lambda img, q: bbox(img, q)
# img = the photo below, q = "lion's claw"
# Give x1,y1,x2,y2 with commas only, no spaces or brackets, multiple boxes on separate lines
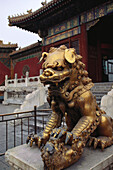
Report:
26,133,34,145
30,137,35,147
26,133,48,148
50,127,62,138
50,128,74,144
65,132,73,144
88,137,94,147
57,129,67,139
88,136,110,150
93,138,98,149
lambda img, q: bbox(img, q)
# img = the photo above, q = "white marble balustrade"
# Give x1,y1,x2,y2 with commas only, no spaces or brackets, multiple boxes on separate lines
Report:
1,72,47,106
5,72,40,88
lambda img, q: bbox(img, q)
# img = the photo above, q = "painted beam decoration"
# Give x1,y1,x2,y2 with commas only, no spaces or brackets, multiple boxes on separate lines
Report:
43,27,81,46
0,58,10,69
43,16,80,46
43,1,113,46
48,16,79,37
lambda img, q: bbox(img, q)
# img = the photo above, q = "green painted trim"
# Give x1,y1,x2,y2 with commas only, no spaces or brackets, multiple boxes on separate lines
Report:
0,58,10,68
16,51,41,62
43,1,113,46
17,54,35,62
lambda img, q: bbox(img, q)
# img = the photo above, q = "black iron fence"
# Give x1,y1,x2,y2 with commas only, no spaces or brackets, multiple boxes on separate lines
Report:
0,106,51,156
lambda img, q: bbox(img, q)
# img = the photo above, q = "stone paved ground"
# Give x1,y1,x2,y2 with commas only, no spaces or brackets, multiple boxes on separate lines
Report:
0,104,35,170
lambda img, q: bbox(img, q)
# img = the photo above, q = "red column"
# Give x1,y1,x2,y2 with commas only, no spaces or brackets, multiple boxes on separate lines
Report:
80,24,88,70
42,46,45,52
10,58,14,79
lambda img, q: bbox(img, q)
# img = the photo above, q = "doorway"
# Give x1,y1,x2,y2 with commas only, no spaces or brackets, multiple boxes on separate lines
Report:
88,14,113,82
102,56,113,82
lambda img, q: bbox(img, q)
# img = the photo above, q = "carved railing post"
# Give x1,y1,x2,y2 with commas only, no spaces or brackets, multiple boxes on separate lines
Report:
25,72,29,87
14,73,17,87
5,75,8,87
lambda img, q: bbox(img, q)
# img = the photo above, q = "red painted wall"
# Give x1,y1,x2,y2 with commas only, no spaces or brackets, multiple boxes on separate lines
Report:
14,57,42,78
0,61,10,85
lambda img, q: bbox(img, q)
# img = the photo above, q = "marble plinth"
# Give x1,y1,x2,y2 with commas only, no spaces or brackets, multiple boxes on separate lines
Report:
5,144,113,170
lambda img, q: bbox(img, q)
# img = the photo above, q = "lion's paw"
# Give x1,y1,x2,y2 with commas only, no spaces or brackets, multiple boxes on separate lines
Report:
88,136,113,150
50,127,73,144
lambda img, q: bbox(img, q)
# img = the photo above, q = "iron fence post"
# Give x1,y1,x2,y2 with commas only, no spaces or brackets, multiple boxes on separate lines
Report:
34,106,37,134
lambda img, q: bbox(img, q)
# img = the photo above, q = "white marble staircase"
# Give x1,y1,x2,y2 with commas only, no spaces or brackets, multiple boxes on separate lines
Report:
91,82,113,106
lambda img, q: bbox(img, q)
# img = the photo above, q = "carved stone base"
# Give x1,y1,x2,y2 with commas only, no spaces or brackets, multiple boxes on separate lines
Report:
5,144,113,170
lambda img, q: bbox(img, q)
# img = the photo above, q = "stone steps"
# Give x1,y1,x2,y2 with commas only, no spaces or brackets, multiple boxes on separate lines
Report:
91,82,113,106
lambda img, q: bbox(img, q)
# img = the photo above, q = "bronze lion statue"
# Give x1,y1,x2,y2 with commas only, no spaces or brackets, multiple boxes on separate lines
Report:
27,45,113,170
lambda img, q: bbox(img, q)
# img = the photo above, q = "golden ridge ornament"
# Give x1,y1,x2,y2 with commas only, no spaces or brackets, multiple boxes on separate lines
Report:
27,45,113,170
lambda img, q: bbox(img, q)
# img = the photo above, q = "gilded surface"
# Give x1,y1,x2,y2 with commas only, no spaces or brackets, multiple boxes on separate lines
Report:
27,45,113,170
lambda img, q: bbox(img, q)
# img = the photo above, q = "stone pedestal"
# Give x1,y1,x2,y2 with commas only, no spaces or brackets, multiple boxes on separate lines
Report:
5,144,113,170
5,144,44,170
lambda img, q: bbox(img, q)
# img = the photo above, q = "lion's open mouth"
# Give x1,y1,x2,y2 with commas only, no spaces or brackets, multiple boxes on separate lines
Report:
40,68,70,85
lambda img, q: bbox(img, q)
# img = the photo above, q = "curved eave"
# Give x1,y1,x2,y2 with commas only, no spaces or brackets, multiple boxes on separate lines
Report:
8,0,72,33
10,42,42,58
8,0,109,34
0,45,18,49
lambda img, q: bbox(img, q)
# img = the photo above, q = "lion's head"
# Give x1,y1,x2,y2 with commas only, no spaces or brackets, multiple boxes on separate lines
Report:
40,45,92,90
